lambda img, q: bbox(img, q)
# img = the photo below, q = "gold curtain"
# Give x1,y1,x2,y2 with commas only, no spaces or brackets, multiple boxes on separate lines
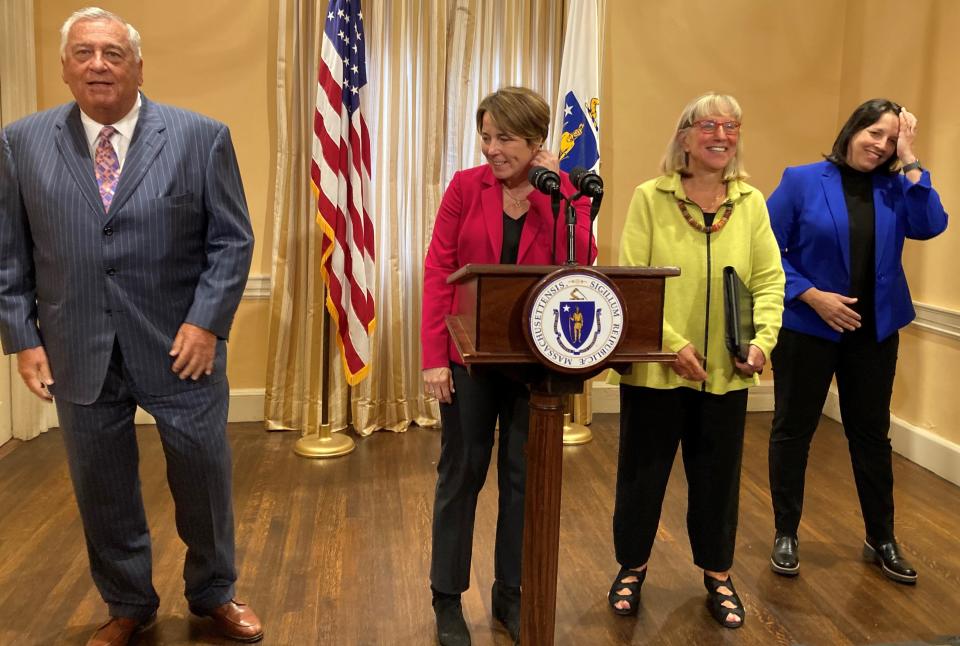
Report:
265,0,564,436
0,0,57,443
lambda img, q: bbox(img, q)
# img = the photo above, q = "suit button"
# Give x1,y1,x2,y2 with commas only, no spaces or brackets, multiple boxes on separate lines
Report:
106,268,116,276
103,226,113,236
105,308,112,314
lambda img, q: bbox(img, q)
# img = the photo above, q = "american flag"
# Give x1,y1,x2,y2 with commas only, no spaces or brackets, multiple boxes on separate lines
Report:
312,0,375,385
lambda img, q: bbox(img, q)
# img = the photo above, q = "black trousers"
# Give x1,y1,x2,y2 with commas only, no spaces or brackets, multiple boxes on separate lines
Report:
430,364,529,595
614,385,748,573
769,327,899,542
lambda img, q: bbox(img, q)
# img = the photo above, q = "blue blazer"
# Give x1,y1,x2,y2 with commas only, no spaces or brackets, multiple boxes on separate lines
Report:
768,160,947,342
0,96,254,404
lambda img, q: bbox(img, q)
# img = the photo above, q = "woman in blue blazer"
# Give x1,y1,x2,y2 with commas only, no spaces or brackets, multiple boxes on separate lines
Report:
766,99,948,584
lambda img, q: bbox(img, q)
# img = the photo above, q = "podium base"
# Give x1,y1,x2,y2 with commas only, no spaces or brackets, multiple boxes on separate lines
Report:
562,412,592,445
294,425,355,458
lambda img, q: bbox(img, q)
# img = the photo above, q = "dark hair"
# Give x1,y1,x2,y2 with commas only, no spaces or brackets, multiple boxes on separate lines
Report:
826,98,902,173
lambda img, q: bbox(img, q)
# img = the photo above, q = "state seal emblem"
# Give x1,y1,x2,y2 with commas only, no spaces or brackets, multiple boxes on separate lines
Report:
524,268,625,372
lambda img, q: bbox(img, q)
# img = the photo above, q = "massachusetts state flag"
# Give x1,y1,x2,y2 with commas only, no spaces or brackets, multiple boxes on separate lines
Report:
312,0,376,385
551,0,601,174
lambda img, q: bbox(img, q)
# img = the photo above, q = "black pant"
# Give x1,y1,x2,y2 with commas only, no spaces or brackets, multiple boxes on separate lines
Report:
430,364,529,595
769,327,899,542
614,385,748,573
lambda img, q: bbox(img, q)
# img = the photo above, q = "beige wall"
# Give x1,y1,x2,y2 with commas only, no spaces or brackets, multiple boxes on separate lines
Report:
34,1,277,389
601,0,960,444
29,2,958,437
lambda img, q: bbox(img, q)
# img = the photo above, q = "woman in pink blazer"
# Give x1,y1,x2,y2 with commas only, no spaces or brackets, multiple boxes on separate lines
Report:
422,86,594,646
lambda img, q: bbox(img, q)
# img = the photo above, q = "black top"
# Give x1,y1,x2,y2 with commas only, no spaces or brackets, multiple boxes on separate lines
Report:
703,212,716,228
500,212,527,264
839,164,876,336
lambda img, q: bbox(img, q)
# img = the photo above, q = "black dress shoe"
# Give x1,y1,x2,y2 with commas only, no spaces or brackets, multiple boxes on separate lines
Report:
491,581,521,644
433,595,471,646
770,533,799,576
863,538,918,584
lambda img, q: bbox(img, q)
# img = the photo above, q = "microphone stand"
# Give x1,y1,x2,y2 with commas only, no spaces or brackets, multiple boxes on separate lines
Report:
565,196,578,266
559,189,602,445
587,191,602,265
550,189,561,264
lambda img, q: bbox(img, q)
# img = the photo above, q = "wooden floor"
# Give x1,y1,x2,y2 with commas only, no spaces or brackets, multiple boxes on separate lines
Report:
1,413,959,645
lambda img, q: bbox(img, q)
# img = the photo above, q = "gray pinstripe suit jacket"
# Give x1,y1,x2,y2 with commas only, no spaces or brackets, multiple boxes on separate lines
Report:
0,95,254,405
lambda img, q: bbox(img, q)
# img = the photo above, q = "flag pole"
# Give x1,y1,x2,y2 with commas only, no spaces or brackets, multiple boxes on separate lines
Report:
294,290,355,458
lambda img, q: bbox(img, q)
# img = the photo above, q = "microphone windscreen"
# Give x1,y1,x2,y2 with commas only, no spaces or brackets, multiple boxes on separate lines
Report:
528,166,560,194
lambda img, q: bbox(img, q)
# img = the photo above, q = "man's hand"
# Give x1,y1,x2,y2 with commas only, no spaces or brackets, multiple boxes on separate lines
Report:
169,323,217,380
17,346,54,400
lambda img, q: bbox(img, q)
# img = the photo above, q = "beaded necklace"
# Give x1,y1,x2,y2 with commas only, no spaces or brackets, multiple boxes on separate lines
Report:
675,198,734,234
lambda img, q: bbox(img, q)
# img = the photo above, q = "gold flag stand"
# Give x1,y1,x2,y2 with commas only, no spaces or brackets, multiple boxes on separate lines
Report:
294,422,355,457
562,389,593,445
294,293,355,458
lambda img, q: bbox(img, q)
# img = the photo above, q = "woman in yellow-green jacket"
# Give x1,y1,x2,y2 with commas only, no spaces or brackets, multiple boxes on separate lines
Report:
606,92,784,629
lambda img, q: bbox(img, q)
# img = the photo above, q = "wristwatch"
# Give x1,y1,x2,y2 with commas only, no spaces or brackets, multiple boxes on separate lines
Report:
901,160,923,173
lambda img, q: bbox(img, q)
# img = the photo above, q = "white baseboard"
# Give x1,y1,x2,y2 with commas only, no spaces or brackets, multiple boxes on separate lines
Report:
132,387,265,425
591,381,774,413
823,389,960,487
592,381,619,413
44,389,265,428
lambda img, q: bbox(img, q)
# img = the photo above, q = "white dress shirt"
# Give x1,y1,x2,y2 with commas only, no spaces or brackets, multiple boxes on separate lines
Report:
79,93,142,170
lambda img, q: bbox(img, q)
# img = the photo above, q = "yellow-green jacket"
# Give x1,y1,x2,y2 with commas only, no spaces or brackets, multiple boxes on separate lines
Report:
610,173,785,394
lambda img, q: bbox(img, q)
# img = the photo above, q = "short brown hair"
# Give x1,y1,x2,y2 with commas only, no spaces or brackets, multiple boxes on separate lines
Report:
475,86,550,145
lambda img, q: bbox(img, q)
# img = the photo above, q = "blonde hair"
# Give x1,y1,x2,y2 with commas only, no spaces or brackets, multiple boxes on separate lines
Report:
60,7,142,62
475,86,550,145
661,92,748,180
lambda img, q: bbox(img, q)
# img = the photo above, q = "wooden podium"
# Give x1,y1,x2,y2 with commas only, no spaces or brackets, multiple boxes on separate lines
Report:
445,263,678,645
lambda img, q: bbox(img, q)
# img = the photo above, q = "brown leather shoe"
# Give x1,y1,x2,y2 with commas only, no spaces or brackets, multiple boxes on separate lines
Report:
86,615,154,646
190,598,263,642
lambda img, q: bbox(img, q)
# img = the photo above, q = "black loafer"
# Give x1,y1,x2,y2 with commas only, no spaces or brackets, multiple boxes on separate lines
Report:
770,533,799,576
433,595,471,646
863,538,918,584
492,581,521,644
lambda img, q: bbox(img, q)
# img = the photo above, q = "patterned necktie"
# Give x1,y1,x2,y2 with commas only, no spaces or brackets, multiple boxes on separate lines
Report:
95,126,120,212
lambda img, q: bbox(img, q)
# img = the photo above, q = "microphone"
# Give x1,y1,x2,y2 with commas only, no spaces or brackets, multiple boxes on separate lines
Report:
528,166,561,194
570,166,603,197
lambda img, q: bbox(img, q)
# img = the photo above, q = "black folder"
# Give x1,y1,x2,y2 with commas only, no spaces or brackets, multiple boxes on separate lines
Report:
722,266,754,362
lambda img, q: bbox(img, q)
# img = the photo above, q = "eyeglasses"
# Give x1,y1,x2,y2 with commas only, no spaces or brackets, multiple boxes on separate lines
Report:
690,119,741,134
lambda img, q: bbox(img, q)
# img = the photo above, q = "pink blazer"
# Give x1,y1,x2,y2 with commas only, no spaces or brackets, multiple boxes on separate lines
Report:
421,164,597,370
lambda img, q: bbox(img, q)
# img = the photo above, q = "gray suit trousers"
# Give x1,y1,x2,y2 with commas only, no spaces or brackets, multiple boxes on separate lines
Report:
55,341,236,620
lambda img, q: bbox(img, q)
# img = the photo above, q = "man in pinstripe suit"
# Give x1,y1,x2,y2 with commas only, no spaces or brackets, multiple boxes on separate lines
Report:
0,8,263,644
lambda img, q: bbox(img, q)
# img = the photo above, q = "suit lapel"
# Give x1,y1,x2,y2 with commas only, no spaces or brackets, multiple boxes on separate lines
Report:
54,105,103,216
108,97,166,220
820,164,850,277
480,168,503,260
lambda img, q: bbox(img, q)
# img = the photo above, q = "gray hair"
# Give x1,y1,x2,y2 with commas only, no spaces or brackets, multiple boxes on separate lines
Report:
661,92,748,180
60,7,142,61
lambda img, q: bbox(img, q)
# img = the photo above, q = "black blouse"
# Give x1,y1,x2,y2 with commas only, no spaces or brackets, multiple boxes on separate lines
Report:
499,212,527,264
839,164,876,335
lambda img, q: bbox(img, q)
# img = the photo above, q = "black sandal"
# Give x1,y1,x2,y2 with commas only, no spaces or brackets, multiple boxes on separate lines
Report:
607,566,646,616
703,574,745,629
